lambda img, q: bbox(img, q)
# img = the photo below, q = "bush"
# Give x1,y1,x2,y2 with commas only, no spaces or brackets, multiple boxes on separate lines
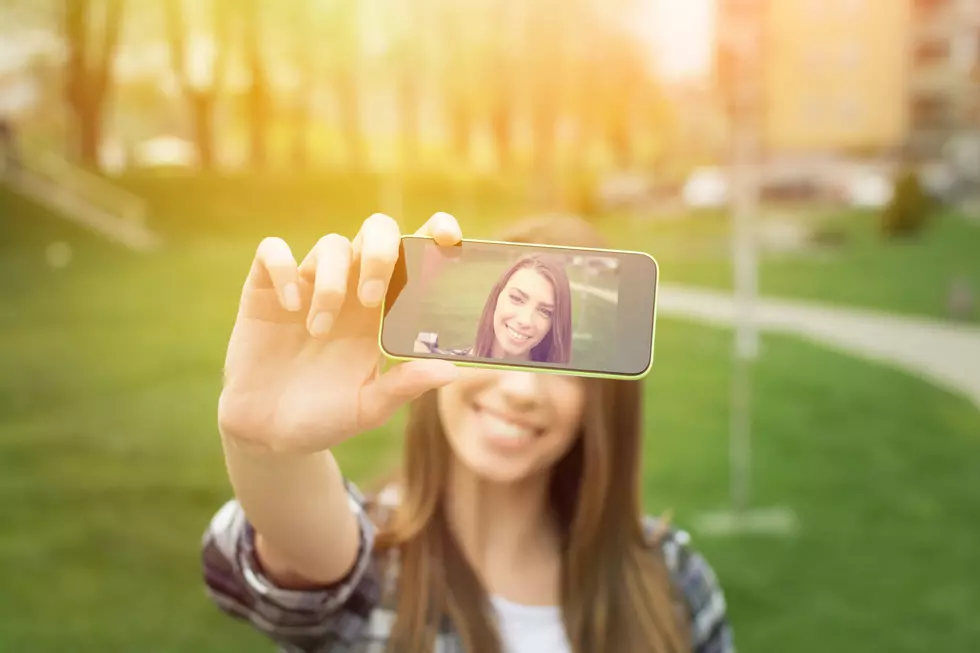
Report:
881,168,932,237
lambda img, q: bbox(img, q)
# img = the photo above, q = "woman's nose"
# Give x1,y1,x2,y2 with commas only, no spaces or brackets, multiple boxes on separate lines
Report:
494,370,542,406
515,305,535,326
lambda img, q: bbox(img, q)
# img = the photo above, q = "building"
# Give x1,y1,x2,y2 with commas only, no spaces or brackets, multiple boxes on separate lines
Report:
765,0,912,155
715,0,914,155
906,0,980,183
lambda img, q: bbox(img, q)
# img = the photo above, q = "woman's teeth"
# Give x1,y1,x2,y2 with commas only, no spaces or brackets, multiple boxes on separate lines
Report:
506,325,531,341
481,411,534,440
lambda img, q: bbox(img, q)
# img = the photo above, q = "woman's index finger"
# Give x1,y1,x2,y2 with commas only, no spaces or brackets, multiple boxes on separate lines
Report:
414,212,462,245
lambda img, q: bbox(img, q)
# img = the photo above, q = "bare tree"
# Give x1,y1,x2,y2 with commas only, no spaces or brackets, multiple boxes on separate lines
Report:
526,0,565,177
241,0,268,169
487,0,519,171
288,0,314,169
63,0,125,167
164,0,230,170
322,0,364,171
438,1,473,164
391,0,424,169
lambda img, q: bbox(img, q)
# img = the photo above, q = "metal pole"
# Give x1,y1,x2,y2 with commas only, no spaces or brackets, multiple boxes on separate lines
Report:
728,4,761,515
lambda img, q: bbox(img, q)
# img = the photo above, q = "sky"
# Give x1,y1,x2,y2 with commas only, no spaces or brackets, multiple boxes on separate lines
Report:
638,0,716,80
0,0,717,83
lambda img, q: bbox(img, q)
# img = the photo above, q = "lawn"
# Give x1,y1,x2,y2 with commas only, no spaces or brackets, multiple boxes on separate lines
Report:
113,172,980,323
1,182,979,652
609,206,980,323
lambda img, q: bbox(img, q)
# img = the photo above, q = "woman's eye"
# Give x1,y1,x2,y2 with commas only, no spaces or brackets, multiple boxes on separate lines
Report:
510,294,523,304
539,308,552,318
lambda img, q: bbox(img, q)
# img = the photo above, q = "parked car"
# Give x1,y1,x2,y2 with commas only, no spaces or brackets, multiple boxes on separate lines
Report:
842,168,893,209
682,167,729,209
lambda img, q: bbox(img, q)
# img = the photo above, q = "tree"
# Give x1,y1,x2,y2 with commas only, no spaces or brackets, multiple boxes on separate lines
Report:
390,0,425,170
63,0,125,167
164,0,230,170
525,0,566,177
437,1,474,165
287,0,314,169
241,0,268,169
321,0,364,171
485,0,520,171
881,167,932,237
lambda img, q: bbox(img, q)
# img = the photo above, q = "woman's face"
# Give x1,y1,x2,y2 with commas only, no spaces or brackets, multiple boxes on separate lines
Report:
491,267,554,360
437,368,585,484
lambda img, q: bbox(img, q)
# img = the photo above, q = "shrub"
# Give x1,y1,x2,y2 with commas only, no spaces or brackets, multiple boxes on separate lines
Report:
881,168,932,237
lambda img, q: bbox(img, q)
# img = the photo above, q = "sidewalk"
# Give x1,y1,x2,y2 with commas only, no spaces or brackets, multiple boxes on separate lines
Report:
657,284,980,410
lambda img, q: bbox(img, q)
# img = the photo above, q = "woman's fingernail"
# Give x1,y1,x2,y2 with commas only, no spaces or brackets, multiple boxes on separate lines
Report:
360,280,385,306
311,312,333,337
283,283,301,312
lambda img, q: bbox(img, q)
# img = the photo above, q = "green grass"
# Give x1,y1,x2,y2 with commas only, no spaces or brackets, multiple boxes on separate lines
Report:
1,183,979,651
114,172,980,322
610,207,980,323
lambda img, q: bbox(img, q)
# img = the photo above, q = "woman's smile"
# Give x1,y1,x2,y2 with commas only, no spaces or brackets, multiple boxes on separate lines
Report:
473,401,545,449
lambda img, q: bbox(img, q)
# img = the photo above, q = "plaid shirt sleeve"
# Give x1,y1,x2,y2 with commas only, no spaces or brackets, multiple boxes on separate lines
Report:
200,481,382,653
651,519,736,653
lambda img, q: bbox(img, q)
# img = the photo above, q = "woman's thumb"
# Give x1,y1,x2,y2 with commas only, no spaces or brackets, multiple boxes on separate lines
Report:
357,360,459,429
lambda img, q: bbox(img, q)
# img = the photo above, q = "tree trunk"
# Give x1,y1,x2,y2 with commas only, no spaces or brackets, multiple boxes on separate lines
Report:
399,78,419,169
608,112,631,169
165,0,228,171
248,76,268,169
63,0,124,169
291,102,309,170
76,97,104,165
450,98,470,164
533,101,555,176
191,93,215,170
337,74,363,171
243,0,267,169
490,91,511,170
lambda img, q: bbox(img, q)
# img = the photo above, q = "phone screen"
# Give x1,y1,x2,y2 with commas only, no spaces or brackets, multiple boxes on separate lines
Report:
380,236,658,378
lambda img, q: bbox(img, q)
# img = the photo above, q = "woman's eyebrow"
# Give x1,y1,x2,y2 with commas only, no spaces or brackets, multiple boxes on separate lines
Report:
511,285,553,309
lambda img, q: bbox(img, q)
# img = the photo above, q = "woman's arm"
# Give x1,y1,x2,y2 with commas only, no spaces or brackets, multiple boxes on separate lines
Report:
201,482,379,653
220,434,361,586
646,517,735,653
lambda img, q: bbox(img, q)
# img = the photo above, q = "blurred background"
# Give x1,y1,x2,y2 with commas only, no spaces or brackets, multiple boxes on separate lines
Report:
1,0,978,651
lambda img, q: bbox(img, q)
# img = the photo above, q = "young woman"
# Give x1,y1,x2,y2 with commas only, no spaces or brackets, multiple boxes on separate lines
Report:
417,254,573,364
203,212,734,653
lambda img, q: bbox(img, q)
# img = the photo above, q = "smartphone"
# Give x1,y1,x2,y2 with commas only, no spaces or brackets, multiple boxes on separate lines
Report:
379,236,659,379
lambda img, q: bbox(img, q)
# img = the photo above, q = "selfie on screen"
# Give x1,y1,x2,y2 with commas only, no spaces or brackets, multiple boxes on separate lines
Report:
410,246,623,369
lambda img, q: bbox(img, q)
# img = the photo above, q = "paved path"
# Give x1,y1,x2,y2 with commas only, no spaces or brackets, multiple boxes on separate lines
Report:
657,284,980,410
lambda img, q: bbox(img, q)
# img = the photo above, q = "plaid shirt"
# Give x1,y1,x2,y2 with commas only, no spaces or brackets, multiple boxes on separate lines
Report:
201,481,735,653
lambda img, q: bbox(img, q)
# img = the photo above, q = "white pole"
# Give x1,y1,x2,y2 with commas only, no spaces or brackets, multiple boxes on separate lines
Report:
729,4,761,516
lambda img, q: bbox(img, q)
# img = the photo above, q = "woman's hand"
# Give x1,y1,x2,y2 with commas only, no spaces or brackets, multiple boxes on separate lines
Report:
218,212,462,455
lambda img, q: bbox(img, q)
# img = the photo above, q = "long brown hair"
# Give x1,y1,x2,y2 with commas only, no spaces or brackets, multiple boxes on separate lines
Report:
375,214,690,653
472,254,573,364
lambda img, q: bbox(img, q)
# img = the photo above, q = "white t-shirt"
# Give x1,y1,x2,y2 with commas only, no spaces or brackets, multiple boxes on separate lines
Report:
490,595,571,653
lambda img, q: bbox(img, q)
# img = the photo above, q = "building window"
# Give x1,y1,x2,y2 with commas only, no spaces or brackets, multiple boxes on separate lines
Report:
802,96,823,124
914,0,952,16
912,94,951,128
915,38,950,65
839,96,862,121
802,0,823,21
804,46,824,72
840,42,861,67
